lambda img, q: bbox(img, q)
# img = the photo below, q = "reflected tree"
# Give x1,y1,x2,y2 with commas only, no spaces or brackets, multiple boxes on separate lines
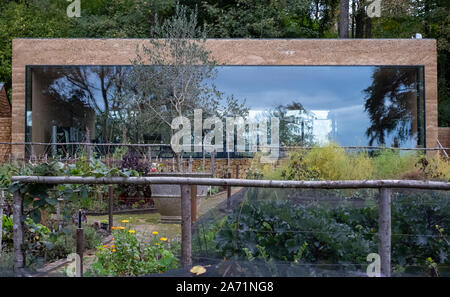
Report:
266,101,315,146
363,67,419,146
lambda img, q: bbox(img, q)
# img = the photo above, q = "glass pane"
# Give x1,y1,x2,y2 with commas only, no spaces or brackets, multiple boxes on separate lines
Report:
26,65,425,157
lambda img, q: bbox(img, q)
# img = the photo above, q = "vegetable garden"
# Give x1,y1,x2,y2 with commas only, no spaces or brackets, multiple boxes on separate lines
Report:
0,143,449,277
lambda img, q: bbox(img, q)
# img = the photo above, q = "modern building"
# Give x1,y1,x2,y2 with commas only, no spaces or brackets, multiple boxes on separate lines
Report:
7,38,446,159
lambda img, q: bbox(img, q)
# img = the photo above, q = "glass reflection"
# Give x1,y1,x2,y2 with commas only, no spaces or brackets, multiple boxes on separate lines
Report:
26,65,424,157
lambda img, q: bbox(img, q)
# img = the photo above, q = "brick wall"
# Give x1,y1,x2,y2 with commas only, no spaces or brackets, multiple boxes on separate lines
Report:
0,117,11,161
0,86,11,161
438,127,450,155
11,39,438,158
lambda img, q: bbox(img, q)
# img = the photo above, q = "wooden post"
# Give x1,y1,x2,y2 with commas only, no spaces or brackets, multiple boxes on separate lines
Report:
211,150,215,177
227,151,230,174
147,147,152,162
76,210,84,277
0,190,5,255
191,185,197,225
188,156,193,173
57,198,64,231
378,187,391,277
202,149,205,171
13,191,24,273
30,144,35,163
236,164,240,179
227,172,231,210
180,184,192,268
172,157,175,172
108,185,114,234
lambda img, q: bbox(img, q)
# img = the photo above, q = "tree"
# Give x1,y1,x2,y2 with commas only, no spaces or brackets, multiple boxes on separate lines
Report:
339,0,350,38
364,67,420,146
125,4,248,151
0,0,71,97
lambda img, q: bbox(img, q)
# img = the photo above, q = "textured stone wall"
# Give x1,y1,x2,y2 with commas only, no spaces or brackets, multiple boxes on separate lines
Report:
0,86,11,160
438,127,450,155
0,117,11,160
11,39,438,158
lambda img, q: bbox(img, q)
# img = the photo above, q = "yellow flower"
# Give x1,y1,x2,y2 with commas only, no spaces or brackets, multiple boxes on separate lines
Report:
112,249,116,252
117,226,125,230
128,230,136,234
160,237,168,242
111,244,115,248
152,231,159,235
155,243,160,246
121,220,129,223
103,245,107,248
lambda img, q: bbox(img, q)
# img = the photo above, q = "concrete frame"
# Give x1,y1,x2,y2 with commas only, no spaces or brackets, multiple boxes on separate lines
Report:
11,38,438,157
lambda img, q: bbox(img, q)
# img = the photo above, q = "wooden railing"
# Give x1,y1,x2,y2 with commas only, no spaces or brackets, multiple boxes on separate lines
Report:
10,176,450,277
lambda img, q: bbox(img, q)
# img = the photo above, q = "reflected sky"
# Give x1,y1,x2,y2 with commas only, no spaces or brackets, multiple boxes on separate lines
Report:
28,65,424,148
213,66,421,147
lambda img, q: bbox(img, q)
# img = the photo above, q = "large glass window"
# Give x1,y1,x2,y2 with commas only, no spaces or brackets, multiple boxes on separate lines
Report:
25,65,425,157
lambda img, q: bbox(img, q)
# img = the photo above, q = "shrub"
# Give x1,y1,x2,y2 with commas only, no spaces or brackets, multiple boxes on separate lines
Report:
213,191,450,275
277,144,448,181
372,150,418,179
281,143,374,180
89,227,178,276
214,200,375,264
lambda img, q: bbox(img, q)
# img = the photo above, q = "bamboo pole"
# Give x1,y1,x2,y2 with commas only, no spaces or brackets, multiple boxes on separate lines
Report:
211,150,215,177
227,172,231,210
191,185,197,225
57,198,64,231
180,184,192,268
378,188,391,277
202,149,205,171
11,176,450,190
108,186,114,234
76,210,84,277
13,191,24,273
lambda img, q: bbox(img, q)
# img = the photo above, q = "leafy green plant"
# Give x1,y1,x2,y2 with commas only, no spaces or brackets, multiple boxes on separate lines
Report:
212,191,449,275
89,227,178,276
214,200,375,264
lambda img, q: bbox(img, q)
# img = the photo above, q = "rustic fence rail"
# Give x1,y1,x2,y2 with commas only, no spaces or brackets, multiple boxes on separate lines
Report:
9,175,450,277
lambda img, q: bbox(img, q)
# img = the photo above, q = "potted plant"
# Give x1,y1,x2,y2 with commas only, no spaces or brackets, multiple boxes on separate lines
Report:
100,219,109,230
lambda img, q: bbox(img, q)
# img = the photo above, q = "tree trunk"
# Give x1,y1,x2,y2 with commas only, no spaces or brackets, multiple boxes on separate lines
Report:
339,0,350,38
365,15,372,38
351,0,356,38
355,6,364,38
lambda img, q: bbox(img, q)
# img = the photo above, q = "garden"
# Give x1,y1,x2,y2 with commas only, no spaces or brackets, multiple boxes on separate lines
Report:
0,143,448,277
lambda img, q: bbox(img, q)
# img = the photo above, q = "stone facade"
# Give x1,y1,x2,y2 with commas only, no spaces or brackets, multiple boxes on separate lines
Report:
11,38,438,158
438,127,450,155
0,85,11,160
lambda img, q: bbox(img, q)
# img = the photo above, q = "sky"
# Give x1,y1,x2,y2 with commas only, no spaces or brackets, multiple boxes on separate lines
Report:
213,66,420,147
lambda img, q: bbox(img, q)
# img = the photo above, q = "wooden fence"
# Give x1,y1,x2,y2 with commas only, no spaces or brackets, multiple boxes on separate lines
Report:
9,176,450,277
